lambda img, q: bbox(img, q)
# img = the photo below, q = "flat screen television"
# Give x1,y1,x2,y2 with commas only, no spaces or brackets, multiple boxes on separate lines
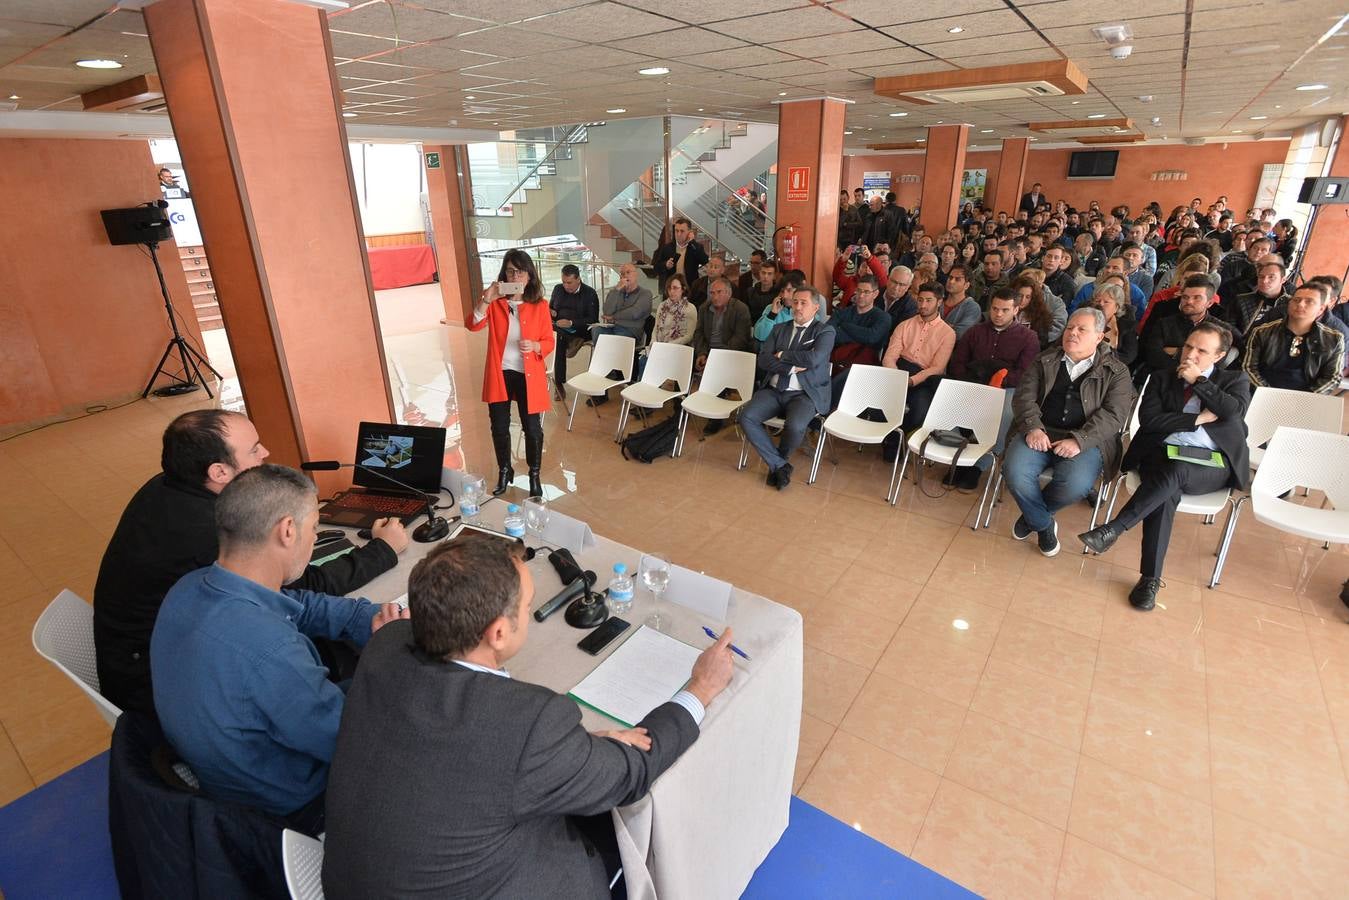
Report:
1067,150,1118,179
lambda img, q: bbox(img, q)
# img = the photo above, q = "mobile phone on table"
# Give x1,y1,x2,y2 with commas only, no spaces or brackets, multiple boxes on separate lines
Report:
577,617,630,655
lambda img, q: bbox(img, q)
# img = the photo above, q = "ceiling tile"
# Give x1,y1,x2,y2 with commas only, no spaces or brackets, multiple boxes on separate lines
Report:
413,0,594,24
882,8,1034,46
328,5,489,42
767,28,903,58
621,0,814,20
0,1,112,27
615,27,748,58
829,0,1008,29
1019,0,1186,29
687,45,792,68
711,7,861,43
528,3,679,40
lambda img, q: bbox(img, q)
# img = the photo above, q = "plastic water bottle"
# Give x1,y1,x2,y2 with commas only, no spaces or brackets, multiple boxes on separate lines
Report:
607,563,634,616
503,504,526,539
459,474,484,521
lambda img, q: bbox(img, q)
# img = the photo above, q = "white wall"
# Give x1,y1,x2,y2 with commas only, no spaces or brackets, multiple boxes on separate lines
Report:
350,142,426,236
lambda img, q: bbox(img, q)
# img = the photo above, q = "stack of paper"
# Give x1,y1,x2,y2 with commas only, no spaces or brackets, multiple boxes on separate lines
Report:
569,626,702,727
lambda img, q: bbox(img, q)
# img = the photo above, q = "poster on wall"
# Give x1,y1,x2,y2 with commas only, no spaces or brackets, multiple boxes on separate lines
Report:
158,164,202,246
960,169,987,205
862,170,891,200
1255,163,1282,212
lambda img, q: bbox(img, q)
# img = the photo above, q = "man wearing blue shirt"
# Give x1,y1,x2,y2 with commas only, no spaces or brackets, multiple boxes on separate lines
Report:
151,464,407,832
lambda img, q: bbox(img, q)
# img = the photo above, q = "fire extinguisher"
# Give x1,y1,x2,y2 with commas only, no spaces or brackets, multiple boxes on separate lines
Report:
774,224,799,270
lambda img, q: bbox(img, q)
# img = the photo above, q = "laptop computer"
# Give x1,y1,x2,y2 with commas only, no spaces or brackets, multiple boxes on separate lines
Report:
319,421,448,529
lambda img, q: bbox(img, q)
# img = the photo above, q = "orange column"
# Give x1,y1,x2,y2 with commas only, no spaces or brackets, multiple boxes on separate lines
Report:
425,145,477,325
774,98,847,289
919,124,970,232
988,138,1030,217
1298,115,1349,282
144,0,393,490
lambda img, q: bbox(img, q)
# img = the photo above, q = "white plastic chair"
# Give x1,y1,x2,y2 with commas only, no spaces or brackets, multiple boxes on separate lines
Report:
1243,386,1343,471
614,342,694,441
565,334,635,431
896,380,1008,521
676,349,757,459
31,590,122,727
808,365,909,502
282,829,325,900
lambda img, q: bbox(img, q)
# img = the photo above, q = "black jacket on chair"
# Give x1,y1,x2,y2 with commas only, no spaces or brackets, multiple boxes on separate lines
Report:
1121,364,1252,491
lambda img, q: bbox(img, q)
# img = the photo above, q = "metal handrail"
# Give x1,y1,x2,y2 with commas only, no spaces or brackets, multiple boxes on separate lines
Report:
493,123,589,213
671,147,772,221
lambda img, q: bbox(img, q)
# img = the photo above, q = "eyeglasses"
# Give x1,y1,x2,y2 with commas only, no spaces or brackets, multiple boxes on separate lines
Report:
504,267,524,277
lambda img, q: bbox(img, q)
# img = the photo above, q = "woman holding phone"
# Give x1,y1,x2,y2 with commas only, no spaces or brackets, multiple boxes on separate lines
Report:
468,249,554,498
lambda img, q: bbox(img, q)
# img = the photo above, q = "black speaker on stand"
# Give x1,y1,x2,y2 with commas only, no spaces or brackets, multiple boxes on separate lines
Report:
101,202,223,398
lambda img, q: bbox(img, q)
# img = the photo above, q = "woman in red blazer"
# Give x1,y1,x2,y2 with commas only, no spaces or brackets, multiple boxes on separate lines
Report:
468,249,555,498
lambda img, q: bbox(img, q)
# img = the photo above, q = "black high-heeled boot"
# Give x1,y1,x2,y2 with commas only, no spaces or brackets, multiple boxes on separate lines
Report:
493,466,514,496
525,429,544,498
491,428,513,496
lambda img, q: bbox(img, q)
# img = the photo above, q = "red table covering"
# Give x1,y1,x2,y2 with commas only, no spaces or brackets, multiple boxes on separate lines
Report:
367,244,436,290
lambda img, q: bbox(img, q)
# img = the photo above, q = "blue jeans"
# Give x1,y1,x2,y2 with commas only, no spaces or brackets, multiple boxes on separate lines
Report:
976,388,1017,472
1003,437,1103,532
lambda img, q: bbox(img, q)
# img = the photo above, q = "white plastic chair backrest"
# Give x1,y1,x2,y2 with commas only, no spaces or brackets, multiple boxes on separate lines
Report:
837,365,908,424
543,338,557,377
918,380,1006,442
640,342,695,393
1251,426,1349,508
282,829,325,900
32,589,122,727
587,334,636,380
1127,373,1149,439
697,349,756,399
1245,386,1343,460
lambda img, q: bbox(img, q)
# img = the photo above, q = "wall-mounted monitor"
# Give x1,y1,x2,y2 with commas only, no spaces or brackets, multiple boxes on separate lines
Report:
1067,150,1118,180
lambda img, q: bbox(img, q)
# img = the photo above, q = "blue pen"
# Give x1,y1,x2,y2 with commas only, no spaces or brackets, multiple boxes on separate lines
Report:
702,626,751,660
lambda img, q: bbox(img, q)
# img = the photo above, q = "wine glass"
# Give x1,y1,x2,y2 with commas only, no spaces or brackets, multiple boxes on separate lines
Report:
641,553,672,631
524,496,550,539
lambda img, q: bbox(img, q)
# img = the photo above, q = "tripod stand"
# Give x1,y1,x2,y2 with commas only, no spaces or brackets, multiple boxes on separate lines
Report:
141,240,222,399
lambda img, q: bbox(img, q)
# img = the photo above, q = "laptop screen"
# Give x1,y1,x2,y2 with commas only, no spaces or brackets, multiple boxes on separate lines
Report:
352,421,447,494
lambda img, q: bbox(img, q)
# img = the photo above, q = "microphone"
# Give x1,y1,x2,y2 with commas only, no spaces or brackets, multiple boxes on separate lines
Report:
534,574,594,622
547,548,591,586
301,459,451,543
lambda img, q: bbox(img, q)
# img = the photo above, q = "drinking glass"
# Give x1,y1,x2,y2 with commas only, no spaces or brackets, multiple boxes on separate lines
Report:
459,474,485,522
524,496,550,539
641,553,672,631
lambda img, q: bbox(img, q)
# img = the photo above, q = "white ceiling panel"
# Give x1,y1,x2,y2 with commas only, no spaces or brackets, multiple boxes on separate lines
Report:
328,5,488,42
528,3,679,40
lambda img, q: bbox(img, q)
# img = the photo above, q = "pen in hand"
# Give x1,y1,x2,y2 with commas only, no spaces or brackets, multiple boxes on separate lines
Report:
702,626,750,660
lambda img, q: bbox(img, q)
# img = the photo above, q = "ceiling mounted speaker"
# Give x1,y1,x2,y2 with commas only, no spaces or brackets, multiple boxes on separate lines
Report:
1184,137,1206,146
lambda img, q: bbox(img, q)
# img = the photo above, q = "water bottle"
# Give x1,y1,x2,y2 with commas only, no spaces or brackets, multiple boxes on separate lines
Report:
459,474,484,521
503,504,526,539
607,563,634,616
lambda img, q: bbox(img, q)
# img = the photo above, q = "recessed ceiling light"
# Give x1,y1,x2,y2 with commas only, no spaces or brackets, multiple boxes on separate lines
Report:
980,128,994,133
917,138,926,142
844,130,853,135
342,111,357,118
947,26,964,34
465,95,476,100
1070,100,1080,105
1087,113,1107,119
1137,95,1154,102
638,66,670,76
952,618,970,630
777,91,787,96
1296,83,1329,90
696,107,704,112
606,108,626,114
1249,115,1268,120
1232,129,1244,133
75,58,123,69
7,94,17,100
889,111,908,117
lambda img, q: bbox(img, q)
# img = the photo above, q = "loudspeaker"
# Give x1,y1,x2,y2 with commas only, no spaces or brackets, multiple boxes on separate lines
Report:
101,206,173,245
1297,176,1349,206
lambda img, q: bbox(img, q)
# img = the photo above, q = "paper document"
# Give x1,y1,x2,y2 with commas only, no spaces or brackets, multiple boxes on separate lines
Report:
569,626,702,727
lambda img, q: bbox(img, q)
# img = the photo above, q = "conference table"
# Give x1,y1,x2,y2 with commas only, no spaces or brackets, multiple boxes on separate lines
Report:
343,497,804,899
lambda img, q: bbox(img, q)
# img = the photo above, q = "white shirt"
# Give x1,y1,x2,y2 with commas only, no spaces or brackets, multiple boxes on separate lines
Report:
778,324,807,391
498,301,524,372
1166,364,1219,450
1062,352,1094,382
453,659,706,725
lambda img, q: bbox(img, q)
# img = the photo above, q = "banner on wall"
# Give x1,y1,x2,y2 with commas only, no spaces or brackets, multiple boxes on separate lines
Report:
960,169,987,205
1255,163,1282,211
159,164,203,246
862,170,891,199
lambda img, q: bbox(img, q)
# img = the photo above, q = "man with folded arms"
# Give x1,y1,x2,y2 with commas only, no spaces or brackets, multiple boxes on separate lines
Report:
95,409,406,715
1004,308,1134,557
1078,323,1250,610
151,465,407,833
322,532,734,898
741,286,836,489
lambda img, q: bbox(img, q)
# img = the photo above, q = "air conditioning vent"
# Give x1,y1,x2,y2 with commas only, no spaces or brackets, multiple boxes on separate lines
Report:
1184,137,1206,146
914,81,1066,104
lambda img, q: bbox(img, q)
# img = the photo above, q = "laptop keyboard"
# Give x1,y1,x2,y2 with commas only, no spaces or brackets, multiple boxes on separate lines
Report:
323,492,426,517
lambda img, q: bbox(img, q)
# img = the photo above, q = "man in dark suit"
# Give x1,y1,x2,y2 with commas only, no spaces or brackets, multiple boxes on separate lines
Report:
739,285,837,489
1078,321,1250,610
322,532,735,899
651,216,708,289
1019,182,1044,215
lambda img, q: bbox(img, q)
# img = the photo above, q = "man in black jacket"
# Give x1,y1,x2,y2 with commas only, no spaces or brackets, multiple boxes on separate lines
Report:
93,409,407,714
651,217,708,289
549,264,599,390
322,532,735,899
1140,275,1236,375
1078,322,1250,610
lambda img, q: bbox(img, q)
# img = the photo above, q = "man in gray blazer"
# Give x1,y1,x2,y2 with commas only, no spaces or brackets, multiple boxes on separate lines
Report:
740,285,837,489
322,532,735,899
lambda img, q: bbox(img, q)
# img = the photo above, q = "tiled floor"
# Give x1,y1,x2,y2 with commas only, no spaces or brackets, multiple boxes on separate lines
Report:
3,285,1349,898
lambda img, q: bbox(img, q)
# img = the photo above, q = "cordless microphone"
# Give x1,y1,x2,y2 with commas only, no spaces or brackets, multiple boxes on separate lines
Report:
548,548,592,587
534,574,595,622
301,459,451,543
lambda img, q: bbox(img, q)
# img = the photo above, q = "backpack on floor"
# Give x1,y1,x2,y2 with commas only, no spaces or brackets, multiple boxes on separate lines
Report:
621,417,680,463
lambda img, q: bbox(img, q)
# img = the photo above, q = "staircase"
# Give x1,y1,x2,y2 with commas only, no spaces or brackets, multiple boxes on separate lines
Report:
177,244,222,332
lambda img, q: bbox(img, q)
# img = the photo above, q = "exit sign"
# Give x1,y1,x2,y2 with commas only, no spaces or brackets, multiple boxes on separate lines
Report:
425,152,441,169
786,166,810,201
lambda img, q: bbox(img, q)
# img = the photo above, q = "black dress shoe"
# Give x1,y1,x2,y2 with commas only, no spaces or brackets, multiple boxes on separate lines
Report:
766,468,779,487
493,467,514,496
775,462,793,490
1129,576,1163,611
1078,523,1123,556
948,466,980,490
1341,578,1349,609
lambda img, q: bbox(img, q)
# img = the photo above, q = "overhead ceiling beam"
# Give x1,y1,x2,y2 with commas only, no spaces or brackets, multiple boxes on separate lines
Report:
81,74,164,112
874,60,1089,106
1027,117,1133,132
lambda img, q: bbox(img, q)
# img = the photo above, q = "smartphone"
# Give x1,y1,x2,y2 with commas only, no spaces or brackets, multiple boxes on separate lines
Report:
499,281,525,296
577,617,630,655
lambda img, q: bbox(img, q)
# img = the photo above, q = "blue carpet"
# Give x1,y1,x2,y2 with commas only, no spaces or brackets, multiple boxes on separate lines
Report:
742,796,979,899
0,752,118,900
1,755,974,899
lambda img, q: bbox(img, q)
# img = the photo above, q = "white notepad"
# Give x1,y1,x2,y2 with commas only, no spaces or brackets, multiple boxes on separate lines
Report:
568,626,702,727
